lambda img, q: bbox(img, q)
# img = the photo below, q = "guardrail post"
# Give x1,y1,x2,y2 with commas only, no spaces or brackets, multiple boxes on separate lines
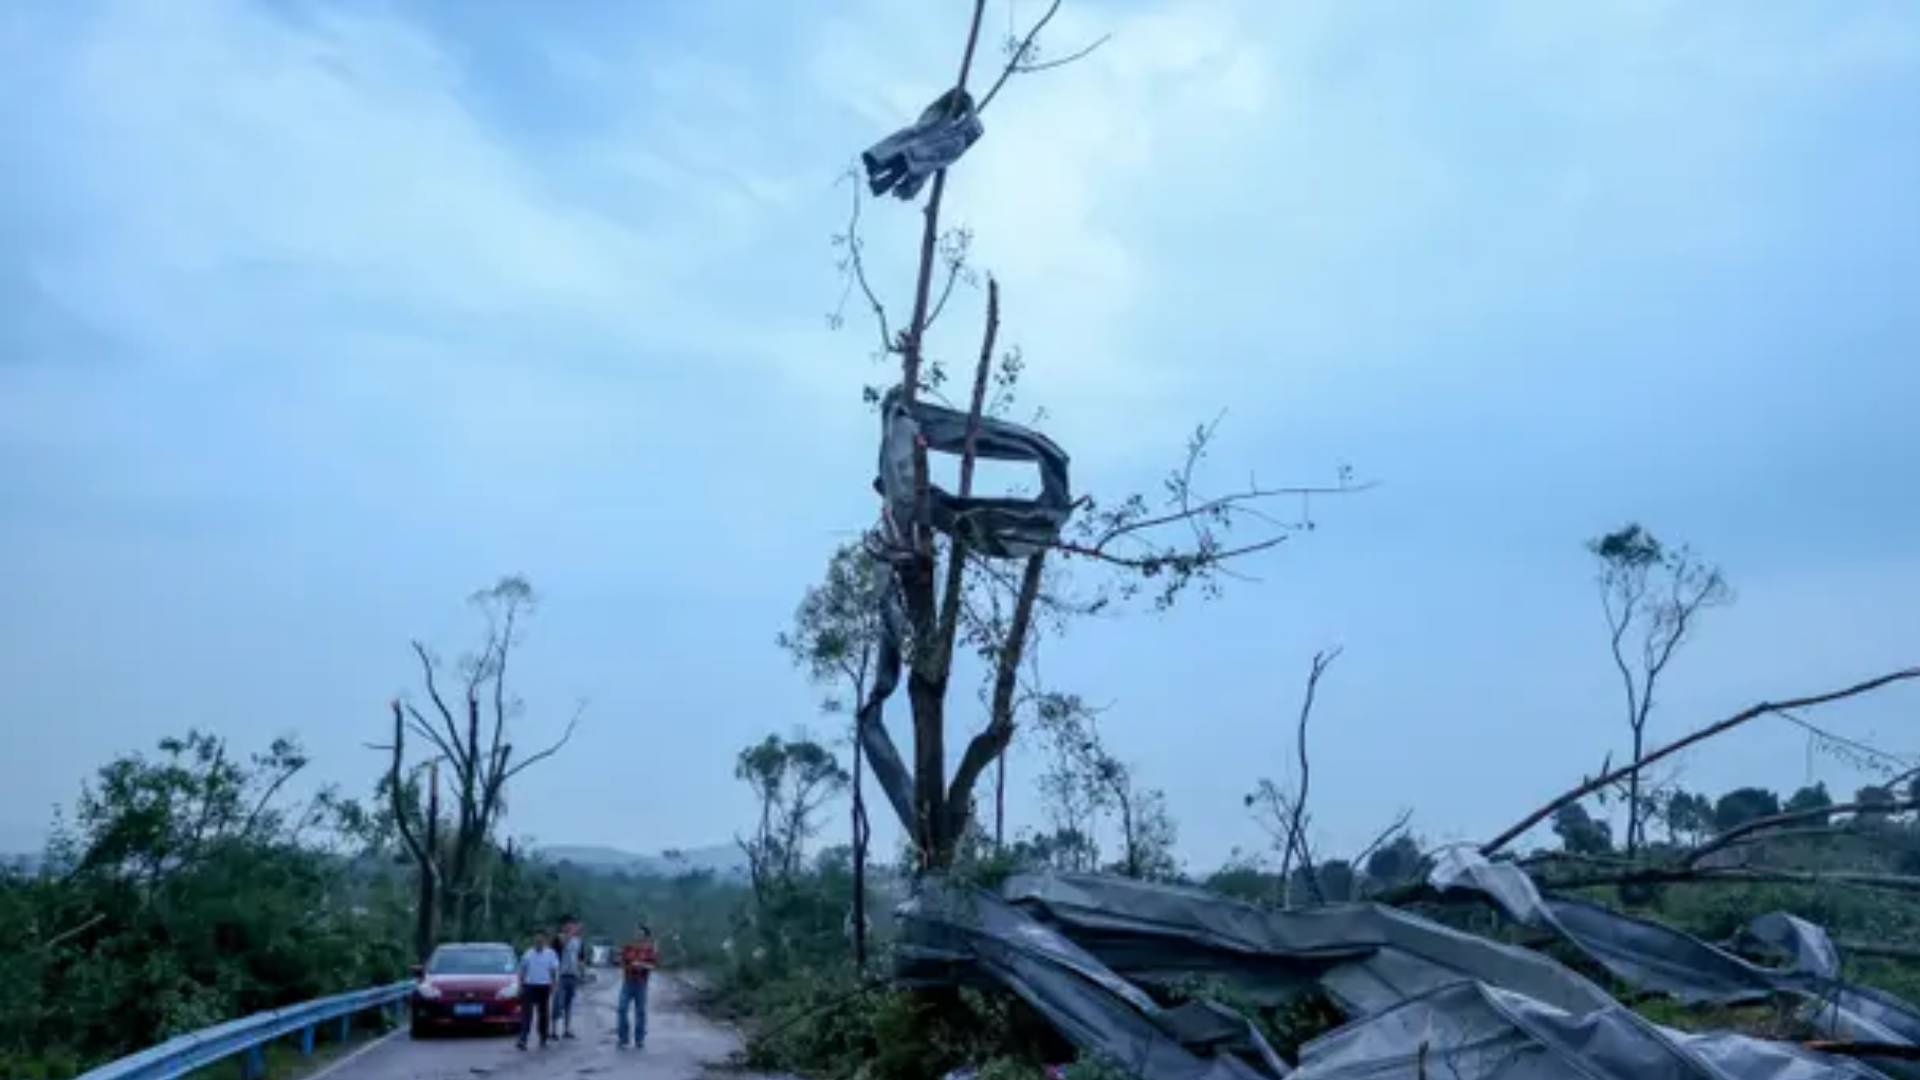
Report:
301,1023,316,1056
339,1013,351,1042
241,1044,265,1080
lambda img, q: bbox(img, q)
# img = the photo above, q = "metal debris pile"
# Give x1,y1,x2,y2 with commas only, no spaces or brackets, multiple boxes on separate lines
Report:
894,860,1920,1079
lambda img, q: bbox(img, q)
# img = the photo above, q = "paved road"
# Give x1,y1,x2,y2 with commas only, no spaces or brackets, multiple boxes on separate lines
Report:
326,973,782,1080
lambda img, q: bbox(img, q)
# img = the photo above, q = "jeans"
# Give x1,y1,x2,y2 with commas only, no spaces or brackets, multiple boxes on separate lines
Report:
554,974,579,1033
616,977,649,1046
517,984,552,1046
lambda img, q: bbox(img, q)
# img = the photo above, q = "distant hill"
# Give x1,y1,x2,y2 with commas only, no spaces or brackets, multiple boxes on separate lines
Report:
537,842,748,880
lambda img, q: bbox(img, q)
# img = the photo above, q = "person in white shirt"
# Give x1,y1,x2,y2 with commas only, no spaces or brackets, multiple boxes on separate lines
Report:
515,931,561,1050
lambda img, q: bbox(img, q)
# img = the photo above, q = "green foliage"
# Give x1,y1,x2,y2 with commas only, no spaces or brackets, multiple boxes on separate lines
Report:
1553,801,1614,855
0,733,418,1077
1664,790,1714,844
1364,833,1430,886
0,730,590,1078
1785,783,1833,819
1712,787,1781,832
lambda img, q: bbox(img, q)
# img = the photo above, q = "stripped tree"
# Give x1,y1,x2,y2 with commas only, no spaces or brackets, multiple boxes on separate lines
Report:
380,576,583,942
837,0,1361,872
1587,524,1731,857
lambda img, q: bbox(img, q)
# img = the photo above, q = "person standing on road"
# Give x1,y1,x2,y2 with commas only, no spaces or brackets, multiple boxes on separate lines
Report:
515,930,560,1051
615,923,658,1049
553,916,584,1039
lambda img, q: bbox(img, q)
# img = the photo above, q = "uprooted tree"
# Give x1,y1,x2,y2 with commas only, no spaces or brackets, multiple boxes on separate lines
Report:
834,0,1360,873
380,576,582,955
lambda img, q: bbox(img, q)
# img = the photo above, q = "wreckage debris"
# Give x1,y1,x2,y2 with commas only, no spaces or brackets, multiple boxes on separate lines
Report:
896,864,1919,1078
862,88,984,201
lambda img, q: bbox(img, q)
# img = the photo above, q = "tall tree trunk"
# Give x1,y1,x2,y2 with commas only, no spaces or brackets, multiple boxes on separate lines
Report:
995,753,1007,852
1627,721,1645,857
416,761,440,961
851,737,869,971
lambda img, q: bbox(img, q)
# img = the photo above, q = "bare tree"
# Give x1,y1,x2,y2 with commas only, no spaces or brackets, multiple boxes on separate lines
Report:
840,1,1361,872
1247,650,1340,906
1587,524,1731,857
382,577,583,939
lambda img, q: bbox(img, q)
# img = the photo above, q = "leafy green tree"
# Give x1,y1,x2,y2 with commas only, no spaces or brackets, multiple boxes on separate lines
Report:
0,733,408,1077
1664,790,1715,845
1785,783,1834,825
1364,833,1429,887
1712,787,1782,832
1553,801,1614,855
1855,784,1897,823
736,734,850,900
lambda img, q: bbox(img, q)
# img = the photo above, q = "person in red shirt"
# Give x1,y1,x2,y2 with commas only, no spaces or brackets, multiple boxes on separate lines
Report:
615,924,658,1048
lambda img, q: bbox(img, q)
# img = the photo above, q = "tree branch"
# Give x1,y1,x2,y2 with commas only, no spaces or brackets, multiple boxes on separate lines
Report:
386,700,434,877
948,550,1046,832
503,700,586,781
1481,667,1920,856
836,174,895,355
411,642,469,774
978,0,1065,114
1283,649,1339,905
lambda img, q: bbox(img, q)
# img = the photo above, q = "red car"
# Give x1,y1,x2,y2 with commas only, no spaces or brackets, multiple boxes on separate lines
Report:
410,942,522,1037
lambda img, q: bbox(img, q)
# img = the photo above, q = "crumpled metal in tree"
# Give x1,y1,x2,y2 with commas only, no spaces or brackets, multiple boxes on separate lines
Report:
863,88,985,201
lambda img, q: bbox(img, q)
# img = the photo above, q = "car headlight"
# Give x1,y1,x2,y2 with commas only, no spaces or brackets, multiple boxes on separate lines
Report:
417,982,441,1000
496,983,520,1001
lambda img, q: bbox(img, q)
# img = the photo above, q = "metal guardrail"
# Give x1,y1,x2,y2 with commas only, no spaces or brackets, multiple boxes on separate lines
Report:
77,980,414,1080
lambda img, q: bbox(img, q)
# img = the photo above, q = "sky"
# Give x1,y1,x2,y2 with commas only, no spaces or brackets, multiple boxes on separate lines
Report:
2,0,1917,870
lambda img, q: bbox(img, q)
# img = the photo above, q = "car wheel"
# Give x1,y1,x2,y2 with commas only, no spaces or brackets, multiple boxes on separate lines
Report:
410,1020,431,1040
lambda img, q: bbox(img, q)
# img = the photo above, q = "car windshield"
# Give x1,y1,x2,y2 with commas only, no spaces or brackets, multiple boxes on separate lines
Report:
427,947,515,975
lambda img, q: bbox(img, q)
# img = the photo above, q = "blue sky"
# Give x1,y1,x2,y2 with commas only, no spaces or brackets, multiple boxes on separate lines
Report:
2,0,1916,869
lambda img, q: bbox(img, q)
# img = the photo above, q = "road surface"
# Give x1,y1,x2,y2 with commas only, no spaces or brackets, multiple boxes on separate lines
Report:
324,973,785,1080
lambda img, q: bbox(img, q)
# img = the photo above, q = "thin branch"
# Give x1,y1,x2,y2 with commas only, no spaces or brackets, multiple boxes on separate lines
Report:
1050,533,1289,570
1776,709,1915,775
1480,668,1920,856
978,0,1065,114
1014,33,1111,74
1352,808,1415,870
837,174,895,355
1283,649,1340,905
386,701,434,876
502,700,587,781
410,642,469,773
239,758,305,840
38,913,107,952
948,551,1046,830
